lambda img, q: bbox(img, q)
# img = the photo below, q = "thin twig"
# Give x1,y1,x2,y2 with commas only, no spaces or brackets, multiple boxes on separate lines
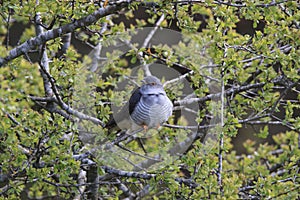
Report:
115,143,163,162
29,95,56,102
142,13,165,48
163,71,193,87
141,13,165,76
217,43,227,194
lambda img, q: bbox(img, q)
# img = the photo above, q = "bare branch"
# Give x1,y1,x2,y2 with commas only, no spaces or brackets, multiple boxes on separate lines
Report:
89,15,110,72
73,169,87,200
141,13,165,76
174,177,199,188
142,13,165,48
175,82,265,106
101,166,155,179
115,143,164,162
217,43,227,193
86,163,99,200
35,8,53,97
29,95,56,102
115,178,135,199
102,165,199,188
163,71,193,87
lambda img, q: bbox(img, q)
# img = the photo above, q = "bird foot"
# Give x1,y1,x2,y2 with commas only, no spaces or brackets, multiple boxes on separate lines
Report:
143,125,148,132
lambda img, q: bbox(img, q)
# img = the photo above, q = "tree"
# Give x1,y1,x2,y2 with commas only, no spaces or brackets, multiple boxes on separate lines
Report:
0,0,299,199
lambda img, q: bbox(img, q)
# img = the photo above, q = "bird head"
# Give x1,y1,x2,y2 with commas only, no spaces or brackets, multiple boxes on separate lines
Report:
141,76,162,86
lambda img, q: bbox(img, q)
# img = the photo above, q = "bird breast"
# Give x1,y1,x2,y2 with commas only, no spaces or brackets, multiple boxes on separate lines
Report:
131,92,173,128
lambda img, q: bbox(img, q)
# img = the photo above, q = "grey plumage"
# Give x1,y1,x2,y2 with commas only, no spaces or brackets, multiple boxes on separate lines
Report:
130,76,173,128
105,76,173,131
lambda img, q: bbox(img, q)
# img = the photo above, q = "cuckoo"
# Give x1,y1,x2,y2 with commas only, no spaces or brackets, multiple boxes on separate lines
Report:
105,76,173,132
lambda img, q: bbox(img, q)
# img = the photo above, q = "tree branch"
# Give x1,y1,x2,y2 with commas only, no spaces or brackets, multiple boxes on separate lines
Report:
86,163,99,200
101,165,155,179
140,13,165,76
175,82,265,106
101,165,199,188
217,43,227,193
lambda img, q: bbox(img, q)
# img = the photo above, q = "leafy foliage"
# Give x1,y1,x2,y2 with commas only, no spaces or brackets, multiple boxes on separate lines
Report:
0,0,299,199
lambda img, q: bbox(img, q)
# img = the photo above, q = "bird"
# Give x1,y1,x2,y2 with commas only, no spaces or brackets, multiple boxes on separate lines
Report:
105,76,173,132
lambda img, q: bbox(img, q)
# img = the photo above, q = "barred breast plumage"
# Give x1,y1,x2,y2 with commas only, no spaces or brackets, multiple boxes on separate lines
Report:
129,76,173,127
105,76,173,131
130,76,173,128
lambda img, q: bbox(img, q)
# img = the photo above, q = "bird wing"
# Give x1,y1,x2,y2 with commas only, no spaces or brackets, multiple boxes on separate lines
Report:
105,86,141,130
129,87,142,115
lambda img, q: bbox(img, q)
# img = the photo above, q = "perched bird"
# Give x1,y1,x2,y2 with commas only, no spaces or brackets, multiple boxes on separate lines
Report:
105,76,173,132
